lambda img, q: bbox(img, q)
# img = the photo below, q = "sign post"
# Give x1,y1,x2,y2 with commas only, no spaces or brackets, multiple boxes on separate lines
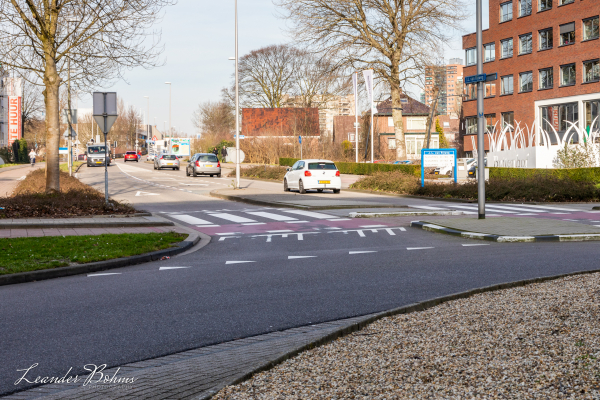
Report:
421,149,457,187
93,92,118,205
299,135,302,159
476,0,486,219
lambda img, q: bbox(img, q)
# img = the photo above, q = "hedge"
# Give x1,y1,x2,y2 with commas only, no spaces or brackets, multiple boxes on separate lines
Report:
278,158,420,176
489,167,600,182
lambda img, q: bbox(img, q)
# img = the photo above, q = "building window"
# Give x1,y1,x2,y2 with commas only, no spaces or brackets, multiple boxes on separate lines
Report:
560,23,575,46
539,0,551,11
500,38,513,58
501,75,514,95
583,17,599,41
583,60,600,83
501,112,515,131
560,64,576,86
466,47,476,66
540,104,579,142
519,0,532,16
388,138,396,149
520,72,533,92
485,83,496,97
539,68,553,89
465,117,477,134
500,2,513,22
585,101,600,134
484,43,495,62
464,83,477,100
388,117,394,127
558,0,573,4
519,33,532,54
485,114,497,132
539,28,553,50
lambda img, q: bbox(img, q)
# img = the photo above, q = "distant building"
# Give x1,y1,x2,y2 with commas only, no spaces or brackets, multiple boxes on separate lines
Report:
283,94,355,140
241,108,320,137
423,61,464,118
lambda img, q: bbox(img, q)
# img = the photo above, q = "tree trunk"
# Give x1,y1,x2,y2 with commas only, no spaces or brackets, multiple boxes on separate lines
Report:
43,54,61,193
391,84,406,160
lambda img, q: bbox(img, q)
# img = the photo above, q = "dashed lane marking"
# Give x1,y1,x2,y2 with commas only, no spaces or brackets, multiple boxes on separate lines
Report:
267,230,294,233
360,225,387,228
462,244,491,246
327,218,352,221
407,247,435,250
225,261,256,265
88,273,122,277
159,267,191,270
349,251,377,254
288,256,317,259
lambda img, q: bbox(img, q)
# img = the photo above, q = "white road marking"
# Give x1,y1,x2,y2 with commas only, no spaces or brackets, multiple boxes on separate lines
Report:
135,191,159,196
327,218,352,221
360,225,387,228
325,227,342,230
159,267,191,270
226,261,256,264
516,213,537,216
286,220,310,224
407,247,434,250
209,213,257,223
16,176,26,181
484,204,544,213
357,230,366,237
246,211,298,221
288,256,317,259
412,205,447,210
451,204,516,214
170,215,214,225
219,236,241,241
595,225,600,227
462,244,490,246
281,210,338,219
267,230,293,233
216,232,240,235
516,204,580,212
349,251,377,254
385,228,396,236
242,222,266,226
88,273,122,277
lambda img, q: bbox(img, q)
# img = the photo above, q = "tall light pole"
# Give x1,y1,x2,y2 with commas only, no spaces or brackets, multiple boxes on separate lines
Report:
234,0,240,188
476,0,485,219
165,82,172,138
144,96,150,151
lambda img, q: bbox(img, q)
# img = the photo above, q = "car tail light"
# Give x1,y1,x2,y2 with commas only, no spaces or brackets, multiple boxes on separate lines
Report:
196,161,200,167
304,171,312,177
335,171,340,177
160,156,163,159
217,162,221,168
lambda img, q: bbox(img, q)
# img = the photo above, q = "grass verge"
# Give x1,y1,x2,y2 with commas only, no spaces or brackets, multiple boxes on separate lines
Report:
229,165,288,181
0,169,136,218
59,161,84,172
0,232,186,275
0,163,20,168
350,171,600,202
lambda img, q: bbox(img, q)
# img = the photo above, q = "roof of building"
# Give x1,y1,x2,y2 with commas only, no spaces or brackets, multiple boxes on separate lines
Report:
375,94,430,116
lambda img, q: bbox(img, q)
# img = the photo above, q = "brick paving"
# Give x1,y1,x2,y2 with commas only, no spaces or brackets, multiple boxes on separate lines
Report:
1,315,374,400
421,216,600,236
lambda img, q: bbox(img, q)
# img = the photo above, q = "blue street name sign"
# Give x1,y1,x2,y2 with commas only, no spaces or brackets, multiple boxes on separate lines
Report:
465,74,487,84
299,136,302,144
485,73,498,82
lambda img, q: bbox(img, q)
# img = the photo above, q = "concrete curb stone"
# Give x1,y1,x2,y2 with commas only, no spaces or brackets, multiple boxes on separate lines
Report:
410,220,600,242
0,232,200,287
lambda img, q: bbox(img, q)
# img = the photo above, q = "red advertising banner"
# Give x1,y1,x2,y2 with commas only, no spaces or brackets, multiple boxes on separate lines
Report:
8,96,21,145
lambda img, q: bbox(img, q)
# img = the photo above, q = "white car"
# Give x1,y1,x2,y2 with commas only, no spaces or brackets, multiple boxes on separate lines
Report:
284,159,341,194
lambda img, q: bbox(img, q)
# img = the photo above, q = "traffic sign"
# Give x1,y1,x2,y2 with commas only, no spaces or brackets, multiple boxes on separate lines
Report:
465,74,487,84
485,73,498,82
234,135,245,139
298,135,302,144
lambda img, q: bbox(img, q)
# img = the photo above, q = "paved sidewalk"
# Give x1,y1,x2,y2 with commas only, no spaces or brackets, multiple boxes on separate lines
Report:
2,314,374,400
0,215,174,230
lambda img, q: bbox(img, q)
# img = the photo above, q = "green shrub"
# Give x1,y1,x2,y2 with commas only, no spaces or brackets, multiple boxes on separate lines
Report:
489,167,600,182
350,171,420,193
229,165,287,181
279,157,299,167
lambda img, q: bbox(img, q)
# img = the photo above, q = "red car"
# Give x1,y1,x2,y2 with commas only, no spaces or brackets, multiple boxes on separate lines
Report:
124,151,138,162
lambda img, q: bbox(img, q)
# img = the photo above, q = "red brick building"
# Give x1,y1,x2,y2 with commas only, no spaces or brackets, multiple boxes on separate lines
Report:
462,0,599,154
241,108,320,137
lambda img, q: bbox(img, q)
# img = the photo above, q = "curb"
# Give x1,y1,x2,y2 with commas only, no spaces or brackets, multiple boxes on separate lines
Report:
0,219,174,229
350,210,466,218
410,220,600,242
0,232,201,287
202,267,600,399
210,190,404,210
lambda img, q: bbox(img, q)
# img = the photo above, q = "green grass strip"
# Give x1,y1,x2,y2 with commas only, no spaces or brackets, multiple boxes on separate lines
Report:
0,232,186,275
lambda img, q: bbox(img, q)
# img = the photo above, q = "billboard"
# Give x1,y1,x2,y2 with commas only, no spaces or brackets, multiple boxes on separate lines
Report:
170,138,190,156
3,77,22,145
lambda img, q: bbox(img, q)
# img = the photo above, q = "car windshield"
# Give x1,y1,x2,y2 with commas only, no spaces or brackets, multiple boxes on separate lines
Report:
126,151,136,155
308,162,337,170
162,155,177,160
198,155,218,162
88,146,106,154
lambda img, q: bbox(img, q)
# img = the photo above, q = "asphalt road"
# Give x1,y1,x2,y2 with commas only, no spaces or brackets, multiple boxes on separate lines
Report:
2,161,600,395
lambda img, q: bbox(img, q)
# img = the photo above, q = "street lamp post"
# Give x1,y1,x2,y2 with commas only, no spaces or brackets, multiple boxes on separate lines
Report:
234,0,240,189
144,96,149,151
165,82,172,138
476,0,486,219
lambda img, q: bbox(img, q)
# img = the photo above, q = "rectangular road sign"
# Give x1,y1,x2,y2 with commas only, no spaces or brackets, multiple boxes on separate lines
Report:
485,73,498,82
465,74,487,84
421,148,457,187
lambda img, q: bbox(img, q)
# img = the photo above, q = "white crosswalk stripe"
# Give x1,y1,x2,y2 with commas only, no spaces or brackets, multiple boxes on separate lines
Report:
170,214,215,225
246,211,298,221
208,213,258,223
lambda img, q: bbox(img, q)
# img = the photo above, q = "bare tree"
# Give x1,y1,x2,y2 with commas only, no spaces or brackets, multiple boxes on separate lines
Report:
0,0,175,192
191,101,234,137
275,0,467,159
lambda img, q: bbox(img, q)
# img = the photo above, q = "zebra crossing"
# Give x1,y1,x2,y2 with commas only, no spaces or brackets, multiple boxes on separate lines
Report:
411,203,587,216
159,208,351,227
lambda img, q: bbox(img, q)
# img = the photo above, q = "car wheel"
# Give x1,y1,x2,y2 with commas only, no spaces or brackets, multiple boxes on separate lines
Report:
284,179,290,192
186,168,190,176
136,160,138,162
333,189,341,194
299,180,306,194
153,164,156,170
217,173,221,178
192,169,197,177
210,174,213,177
317,189,323,193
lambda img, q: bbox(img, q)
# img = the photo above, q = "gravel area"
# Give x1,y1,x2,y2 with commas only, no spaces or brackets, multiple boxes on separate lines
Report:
214,273,600,399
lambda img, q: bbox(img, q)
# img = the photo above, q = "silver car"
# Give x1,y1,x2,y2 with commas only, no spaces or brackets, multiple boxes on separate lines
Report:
154,154,180,170
186,153,221,177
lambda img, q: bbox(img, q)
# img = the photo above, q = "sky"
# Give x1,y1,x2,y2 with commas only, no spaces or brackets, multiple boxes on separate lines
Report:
79,0,489,137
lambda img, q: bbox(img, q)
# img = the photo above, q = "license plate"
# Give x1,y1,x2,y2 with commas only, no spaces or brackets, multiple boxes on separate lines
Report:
205,165,213,168
96,161,102,164
167,163,173,165
318,180,330,184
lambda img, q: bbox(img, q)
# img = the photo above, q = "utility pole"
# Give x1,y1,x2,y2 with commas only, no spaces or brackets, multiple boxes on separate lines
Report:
144,96,150,152
67,56,73,177
234,0,240,189
476,0,486,219
165,82,172,138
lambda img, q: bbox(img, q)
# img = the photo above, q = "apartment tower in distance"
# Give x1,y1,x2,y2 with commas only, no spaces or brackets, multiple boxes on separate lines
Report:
423,59,464,118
